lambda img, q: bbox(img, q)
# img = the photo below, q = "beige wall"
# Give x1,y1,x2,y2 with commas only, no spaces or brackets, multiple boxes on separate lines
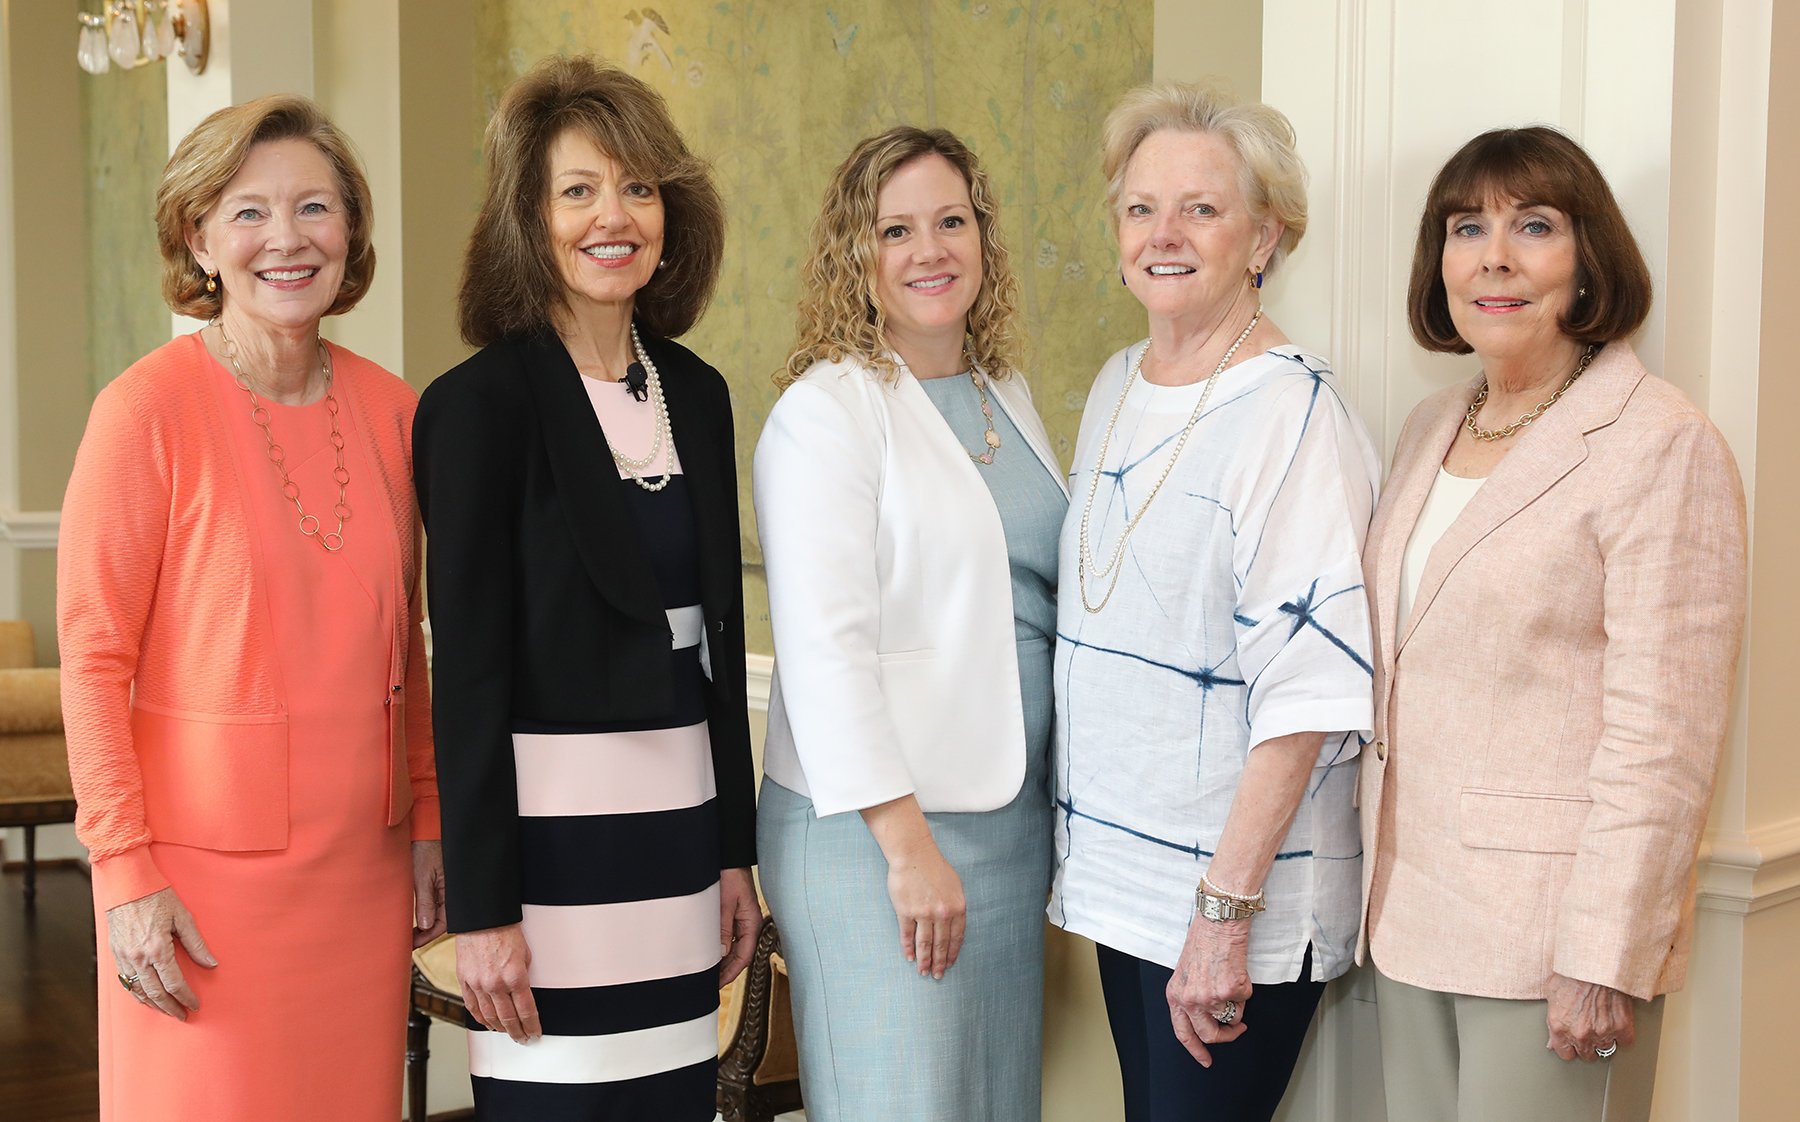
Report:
317,0,480,389
1155,0,1262,95
1738,7,1800,1112
1749,0,1800,834
10,4,89,516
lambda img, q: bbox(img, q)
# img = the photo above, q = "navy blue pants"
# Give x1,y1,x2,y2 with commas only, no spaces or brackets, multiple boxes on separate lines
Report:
1095,942,1326,1122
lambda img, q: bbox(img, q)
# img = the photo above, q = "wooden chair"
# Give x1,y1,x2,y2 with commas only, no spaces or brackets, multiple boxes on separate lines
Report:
0,621,76,908
406,916,801,1122
715,918,803,1122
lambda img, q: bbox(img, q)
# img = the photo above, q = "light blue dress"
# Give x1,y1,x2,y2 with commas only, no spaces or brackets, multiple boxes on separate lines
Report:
757,372,1065,1122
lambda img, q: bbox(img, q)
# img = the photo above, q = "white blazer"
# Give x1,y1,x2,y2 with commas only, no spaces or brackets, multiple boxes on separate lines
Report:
753,355,1069,817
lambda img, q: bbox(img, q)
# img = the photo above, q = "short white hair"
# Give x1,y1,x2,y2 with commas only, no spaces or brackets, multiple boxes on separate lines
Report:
1101,81,1309,277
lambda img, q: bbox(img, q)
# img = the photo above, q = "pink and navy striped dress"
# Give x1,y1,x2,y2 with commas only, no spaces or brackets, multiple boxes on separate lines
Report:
466,373,720,1119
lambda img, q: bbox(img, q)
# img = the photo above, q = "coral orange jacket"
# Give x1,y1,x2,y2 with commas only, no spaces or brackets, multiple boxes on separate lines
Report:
58,333,438,912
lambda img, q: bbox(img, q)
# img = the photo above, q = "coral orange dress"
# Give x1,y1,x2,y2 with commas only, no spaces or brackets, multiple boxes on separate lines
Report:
91,353,414,1122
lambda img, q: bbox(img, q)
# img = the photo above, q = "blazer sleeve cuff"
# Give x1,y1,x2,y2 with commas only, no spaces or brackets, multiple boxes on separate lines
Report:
1551,943,1665,1003
805,771,918,819
90,845,171,912
408,795,442,842
720,827,756,871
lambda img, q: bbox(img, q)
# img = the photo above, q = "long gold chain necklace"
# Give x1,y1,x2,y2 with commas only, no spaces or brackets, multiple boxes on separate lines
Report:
1076,308,1262,614
963,365,1003,465
216,320,349,552
1464,344,1598,442
605,324,677,493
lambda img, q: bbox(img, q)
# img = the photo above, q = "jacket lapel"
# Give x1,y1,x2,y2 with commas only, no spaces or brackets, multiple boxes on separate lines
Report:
654,337,737,620
1393,343,1643,657
988,371,1070,497
519,331,666,627
1373,382,1469,673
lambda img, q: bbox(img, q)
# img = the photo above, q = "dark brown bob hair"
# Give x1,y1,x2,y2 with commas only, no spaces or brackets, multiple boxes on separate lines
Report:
1407,126,1651,354
459,55,725,346
156,95,376,319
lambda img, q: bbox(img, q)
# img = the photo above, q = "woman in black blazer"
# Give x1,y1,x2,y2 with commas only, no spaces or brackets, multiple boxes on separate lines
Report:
413,56,758,1121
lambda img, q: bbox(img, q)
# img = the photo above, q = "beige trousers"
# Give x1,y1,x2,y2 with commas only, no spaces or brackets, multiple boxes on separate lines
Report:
1374,969,1665,1122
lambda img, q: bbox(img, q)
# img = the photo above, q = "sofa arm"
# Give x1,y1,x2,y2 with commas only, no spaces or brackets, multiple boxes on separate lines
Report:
0,668,62,735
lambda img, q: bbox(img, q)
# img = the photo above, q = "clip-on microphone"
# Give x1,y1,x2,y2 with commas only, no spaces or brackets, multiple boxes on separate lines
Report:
623,361,649,403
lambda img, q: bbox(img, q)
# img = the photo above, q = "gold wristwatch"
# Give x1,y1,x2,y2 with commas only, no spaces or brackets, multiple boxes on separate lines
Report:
1195,882,1267,923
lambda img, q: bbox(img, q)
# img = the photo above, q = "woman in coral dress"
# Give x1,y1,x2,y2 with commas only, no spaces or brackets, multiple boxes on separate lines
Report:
58,97,442,1122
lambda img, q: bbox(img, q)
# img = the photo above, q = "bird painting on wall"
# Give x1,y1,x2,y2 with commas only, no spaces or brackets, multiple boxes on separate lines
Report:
625,8,673,72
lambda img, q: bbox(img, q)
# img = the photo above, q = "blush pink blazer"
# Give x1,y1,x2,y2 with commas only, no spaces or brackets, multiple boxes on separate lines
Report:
1356,342,1746,1001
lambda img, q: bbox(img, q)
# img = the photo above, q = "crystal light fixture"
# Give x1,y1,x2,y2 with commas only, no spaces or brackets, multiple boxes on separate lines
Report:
75,1,208,77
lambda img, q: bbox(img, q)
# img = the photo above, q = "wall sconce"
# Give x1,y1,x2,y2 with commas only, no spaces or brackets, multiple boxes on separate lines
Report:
76,1,208,76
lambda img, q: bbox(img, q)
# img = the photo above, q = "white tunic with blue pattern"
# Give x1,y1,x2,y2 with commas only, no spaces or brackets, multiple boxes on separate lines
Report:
1051,343,1381,983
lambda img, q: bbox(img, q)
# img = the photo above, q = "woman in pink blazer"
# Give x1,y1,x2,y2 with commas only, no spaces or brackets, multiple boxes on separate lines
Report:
1358,127,1746,1122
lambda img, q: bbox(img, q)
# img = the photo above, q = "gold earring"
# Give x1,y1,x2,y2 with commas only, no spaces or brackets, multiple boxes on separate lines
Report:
1577,285,1588,298
204,271,218,294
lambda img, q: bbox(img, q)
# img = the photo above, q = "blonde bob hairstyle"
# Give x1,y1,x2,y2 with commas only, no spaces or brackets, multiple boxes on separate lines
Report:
459,55,725,346
1100,82,1308,279
779,126,1024,389
155,95,376,320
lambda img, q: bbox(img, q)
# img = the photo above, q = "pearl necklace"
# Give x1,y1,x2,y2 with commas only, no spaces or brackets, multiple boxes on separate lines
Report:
215,320,349,552
606,324,677,493
1075,308,1262,614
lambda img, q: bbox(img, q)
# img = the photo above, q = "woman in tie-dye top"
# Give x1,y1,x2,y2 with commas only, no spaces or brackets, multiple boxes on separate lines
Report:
1051,82,1380,1122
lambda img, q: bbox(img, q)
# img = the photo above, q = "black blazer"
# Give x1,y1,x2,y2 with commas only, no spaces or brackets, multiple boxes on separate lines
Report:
414,328,756,934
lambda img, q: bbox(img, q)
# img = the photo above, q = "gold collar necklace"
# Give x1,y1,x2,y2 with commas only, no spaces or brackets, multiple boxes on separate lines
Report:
1464,344,1598,442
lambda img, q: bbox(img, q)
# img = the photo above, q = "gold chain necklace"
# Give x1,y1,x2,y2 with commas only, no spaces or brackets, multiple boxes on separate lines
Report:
1464,344,1598,442
605,324,677,493
1076,308,1262,614
964,366,1003,465
215,320,349,552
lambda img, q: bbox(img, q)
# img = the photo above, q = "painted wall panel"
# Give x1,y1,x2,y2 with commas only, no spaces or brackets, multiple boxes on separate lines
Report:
474,0,1154,652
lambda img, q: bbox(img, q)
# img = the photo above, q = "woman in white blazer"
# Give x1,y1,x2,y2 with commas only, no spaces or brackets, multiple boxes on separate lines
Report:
753,126,1067,1122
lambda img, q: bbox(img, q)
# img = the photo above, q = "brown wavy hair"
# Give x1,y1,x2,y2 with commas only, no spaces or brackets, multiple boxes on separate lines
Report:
155,95,376,319
1407,126,1651,354
779,127,1023,388
459,55,725,346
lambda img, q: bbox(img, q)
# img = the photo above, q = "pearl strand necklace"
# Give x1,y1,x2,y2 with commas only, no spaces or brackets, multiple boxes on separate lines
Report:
607,324,677,493
1076,308,1262,614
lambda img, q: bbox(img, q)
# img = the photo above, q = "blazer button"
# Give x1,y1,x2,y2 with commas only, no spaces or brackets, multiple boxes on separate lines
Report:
1374,740,1388,762
714,620,725,632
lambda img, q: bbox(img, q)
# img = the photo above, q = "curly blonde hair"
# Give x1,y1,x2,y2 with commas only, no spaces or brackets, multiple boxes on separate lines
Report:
779,127,1023,388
